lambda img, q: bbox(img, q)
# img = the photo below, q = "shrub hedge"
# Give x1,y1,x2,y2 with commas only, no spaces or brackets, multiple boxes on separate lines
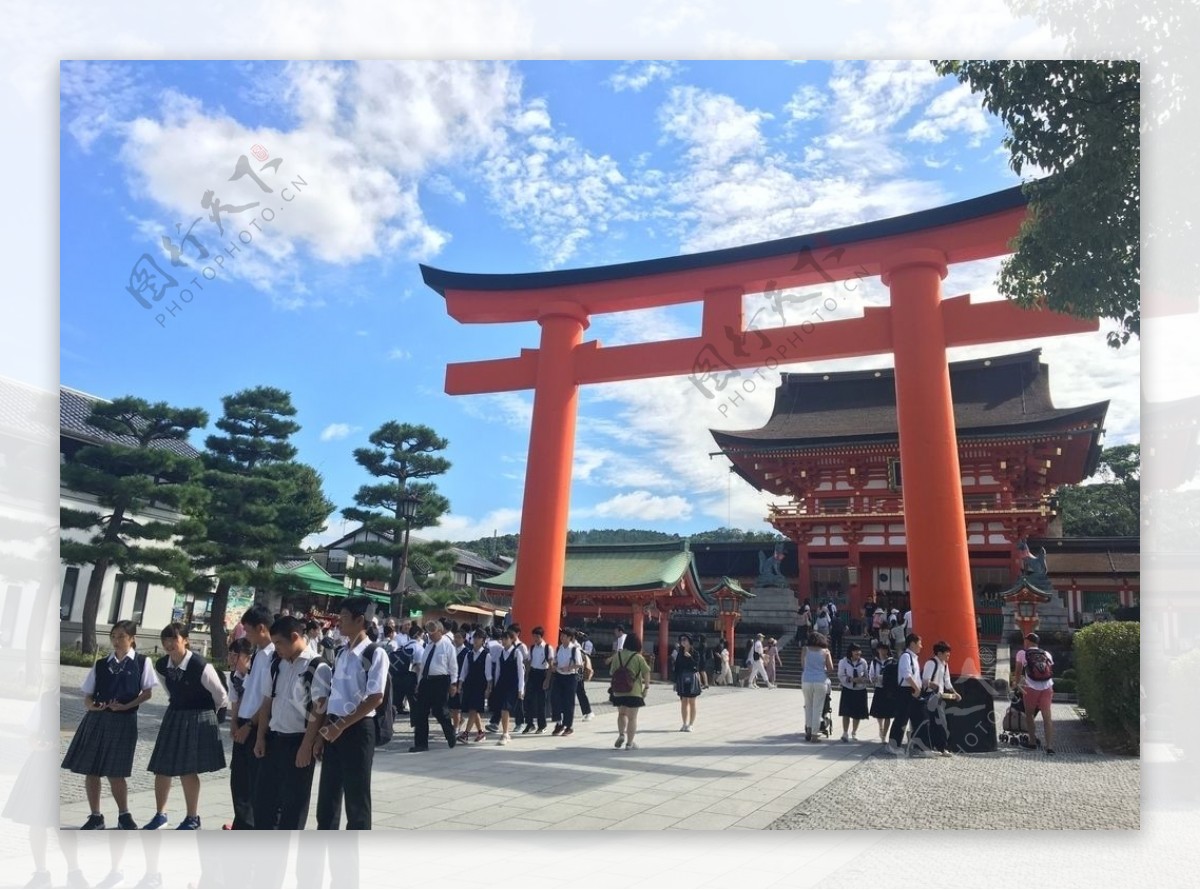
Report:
60,647,109,668
1074,621,1140,753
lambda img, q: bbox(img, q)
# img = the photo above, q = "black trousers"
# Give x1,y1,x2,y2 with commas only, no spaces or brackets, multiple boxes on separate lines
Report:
391,670,408,714
524,669,549,729
414,675,456,749
912,695,946,751
229,734,259,829
252,732,316,830
316,720,375,830
575,677,592,715
398,672,418,718
889,693,923,747
551,673,578,728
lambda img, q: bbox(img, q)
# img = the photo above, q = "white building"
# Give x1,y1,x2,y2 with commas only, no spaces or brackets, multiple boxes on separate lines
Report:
58,386,197,651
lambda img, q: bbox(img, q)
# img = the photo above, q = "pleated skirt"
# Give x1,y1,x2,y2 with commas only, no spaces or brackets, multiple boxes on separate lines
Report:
838,687,869,719
147,708,225,776
61,709,139,778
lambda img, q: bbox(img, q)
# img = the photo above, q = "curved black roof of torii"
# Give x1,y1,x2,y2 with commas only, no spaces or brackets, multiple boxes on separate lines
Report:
420,184,1029,296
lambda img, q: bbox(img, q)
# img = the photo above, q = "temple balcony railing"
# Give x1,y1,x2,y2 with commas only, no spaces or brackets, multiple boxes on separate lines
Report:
769,498,1049,521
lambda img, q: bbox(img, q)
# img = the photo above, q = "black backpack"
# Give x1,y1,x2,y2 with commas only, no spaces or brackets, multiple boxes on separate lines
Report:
881,658,900,692
388,642,414,676
362,643,395,747
269,652,329,722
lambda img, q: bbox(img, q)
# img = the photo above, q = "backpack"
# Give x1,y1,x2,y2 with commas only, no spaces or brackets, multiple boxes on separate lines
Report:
881,658,899,692
362,643,395,747
610,651,635,694
581,651,594,682
388,642,414,676
1024,648,1054,683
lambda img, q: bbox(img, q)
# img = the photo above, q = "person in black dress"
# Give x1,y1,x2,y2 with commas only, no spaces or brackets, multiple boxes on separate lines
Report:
457,630,491,743
868,640,896,742
673,634,702,732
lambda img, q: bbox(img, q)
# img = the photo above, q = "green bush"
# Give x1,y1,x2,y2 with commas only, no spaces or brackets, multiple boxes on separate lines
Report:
1061,668,1078,681
1054,678,1077,695
60,647,110,667
1074,621,1140,754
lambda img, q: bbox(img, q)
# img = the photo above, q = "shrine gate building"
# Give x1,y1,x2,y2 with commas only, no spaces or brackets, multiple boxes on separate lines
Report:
711,348,1109,631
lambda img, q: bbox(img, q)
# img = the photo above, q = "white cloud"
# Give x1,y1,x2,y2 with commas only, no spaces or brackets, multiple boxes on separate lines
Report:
60,61,144,151
319,422,359,441
659,85,771,168
585,490,694,522
433,507,524,542
906,82,993,147
784,84,826,122
608,61,679,92
461,392,533,430
387,348,412,361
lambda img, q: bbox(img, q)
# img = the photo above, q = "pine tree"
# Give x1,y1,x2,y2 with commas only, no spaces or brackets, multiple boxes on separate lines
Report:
182,386,331,659
60,397,208,654
342,422,452,615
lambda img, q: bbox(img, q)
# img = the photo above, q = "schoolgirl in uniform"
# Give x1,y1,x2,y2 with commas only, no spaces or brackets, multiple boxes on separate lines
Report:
144,622,229,830
457,630,490,743
836,643,870,741
220,637,253,829
488,629,526,745
61,620,157,830
448,629,468,737
869,640,897,743
672,634,702,732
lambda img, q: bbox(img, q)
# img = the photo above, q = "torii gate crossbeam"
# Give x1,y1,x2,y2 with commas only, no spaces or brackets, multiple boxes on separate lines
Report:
421,185,1098,675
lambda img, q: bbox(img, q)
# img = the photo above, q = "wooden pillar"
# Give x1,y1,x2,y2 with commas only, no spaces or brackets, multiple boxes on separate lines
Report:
657,607,671,677
509,302,588,642
884,250,980,676
631,601,645,652
723,612,737,658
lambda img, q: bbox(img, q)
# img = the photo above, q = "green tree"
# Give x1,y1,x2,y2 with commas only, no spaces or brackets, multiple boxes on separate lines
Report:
932,60,1139,346
182,387,331,660
1057,443,1140,536
60,397,208,654
342,422,453,615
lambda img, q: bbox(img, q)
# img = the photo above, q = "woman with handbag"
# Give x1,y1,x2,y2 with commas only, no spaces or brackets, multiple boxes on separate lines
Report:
609,634,651,750
673,635,703,732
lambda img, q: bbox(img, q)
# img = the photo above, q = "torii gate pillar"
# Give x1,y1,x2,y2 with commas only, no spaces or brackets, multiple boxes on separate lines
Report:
509,302,588,641
884,249,980,673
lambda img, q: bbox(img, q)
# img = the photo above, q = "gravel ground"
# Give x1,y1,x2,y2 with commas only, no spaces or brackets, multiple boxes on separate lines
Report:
768,700,1139,830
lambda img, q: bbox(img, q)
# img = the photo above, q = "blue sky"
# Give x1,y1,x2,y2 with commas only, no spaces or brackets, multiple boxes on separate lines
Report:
60,60,1140,548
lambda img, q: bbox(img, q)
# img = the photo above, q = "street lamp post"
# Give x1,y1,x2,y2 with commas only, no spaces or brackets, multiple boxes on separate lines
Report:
392,490,423,618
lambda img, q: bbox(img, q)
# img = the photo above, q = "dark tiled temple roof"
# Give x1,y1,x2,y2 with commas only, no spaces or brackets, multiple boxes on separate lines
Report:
711,349,1108,450
60,386,201,458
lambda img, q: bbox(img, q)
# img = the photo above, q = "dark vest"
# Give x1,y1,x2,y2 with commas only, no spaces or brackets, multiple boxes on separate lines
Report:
497,647,519,689
156,653,215,711
93,653,146,709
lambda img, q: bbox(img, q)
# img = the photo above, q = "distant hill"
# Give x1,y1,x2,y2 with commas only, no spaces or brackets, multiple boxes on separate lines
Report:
453,526,782,560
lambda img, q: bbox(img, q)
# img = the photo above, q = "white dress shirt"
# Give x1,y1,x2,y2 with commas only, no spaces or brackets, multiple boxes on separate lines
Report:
157,650,228,711
554,643,580,675
418,635,458,680
529,641,555,670
327,637,389,718
80,650,158,696
406,638,425,674
269,653,333,734
613,633,626,655
489,644,526,695
896,649,922,693
237,642,276,721
921,657,955,695
458,645,490,683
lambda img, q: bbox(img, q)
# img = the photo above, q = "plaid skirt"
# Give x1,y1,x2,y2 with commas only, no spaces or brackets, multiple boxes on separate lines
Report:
147,708,225,776
61,708,138,778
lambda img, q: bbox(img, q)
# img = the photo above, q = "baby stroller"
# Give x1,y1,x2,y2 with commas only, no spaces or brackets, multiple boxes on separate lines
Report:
818,689,834,738
998,690,1032,746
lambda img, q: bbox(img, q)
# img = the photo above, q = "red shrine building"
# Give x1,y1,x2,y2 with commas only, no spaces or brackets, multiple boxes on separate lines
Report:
711,349,1111,632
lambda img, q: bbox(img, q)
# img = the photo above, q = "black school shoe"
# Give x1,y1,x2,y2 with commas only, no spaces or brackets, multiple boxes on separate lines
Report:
81,813,106,830
408,745,428,753
117,812,138,830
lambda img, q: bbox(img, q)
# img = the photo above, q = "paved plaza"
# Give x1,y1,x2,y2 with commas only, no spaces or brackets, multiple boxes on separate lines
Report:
56,664,1137,833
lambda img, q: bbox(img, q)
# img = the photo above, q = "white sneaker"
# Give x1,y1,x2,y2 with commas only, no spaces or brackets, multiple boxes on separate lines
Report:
851,733,858,741
938,749,954,758
582,713,593,722
680,723,689,732
626,740,639,750
841,733,850,743
684,724,692,732
497,733,510,746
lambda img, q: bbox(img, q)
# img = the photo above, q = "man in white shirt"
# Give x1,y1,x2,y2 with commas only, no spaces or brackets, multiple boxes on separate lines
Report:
747,633,773,688
314,596,388,830
410,620,459,752
916,641,960,757
575,631,594,721
252,615,332,829
903,608,914,635
522,626,555,734
230,604,275,830
885,633,924,755
609,625,627,665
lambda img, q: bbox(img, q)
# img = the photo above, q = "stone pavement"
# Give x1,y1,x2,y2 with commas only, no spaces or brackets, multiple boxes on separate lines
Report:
58,665,1137,832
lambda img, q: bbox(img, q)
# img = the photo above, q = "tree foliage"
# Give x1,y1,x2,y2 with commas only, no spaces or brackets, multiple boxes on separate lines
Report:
342,422,453,615
932,60,1140,347
1057,443,1140,537
60,397,208,653
181,386,331,658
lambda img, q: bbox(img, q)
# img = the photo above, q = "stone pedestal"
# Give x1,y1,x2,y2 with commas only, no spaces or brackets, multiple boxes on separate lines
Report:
1001,593,1070,637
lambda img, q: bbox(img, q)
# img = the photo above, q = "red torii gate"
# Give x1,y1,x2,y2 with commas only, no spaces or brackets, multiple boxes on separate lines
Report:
421,185,1098,675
